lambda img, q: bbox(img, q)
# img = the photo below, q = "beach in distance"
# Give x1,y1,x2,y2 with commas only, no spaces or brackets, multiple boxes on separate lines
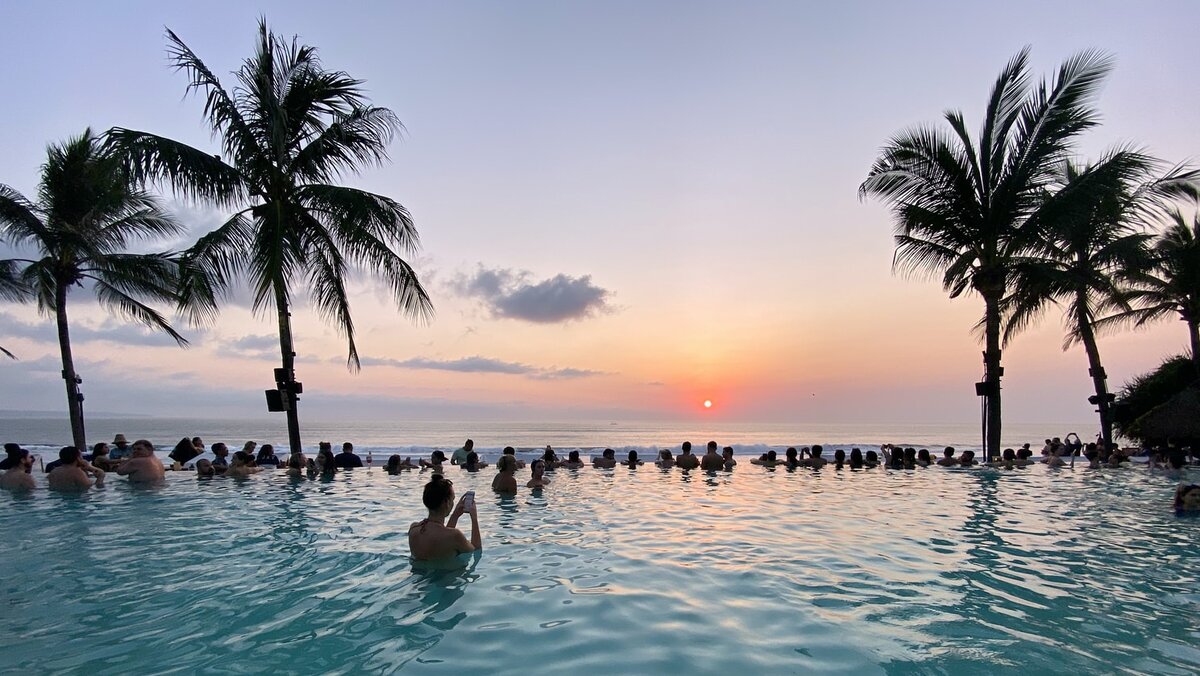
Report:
1,416,1099,462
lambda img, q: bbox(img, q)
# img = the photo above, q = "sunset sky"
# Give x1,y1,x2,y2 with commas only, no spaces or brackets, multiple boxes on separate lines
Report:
1,1,1197,424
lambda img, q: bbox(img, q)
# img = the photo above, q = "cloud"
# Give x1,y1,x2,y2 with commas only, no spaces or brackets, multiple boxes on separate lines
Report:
450,266,612,323
358,354,605,380
0,311,203,347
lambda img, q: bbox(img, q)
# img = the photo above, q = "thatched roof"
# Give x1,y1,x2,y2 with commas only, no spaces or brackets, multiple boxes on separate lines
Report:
1136,386,1200,443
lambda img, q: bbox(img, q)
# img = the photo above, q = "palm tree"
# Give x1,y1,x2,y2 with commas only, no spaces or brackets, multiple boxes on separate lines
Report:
1001,151,1198,449
860,48,1113,460
0,129,189,450
0,260,31,358
108,20,433,454
1103,210,1200,370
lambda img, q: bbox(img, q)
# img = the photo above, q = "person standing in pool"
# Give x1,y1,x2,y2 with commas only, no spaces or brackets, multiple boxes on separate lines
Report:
492,454,518,494
676,442,699,470
700,441,724,471
592,448,617,469
451,439,474,466
47,447,104,491
335,442,364,469
722,447,736,470
116,440,166,484
527,459,550,487
561,451,584,469
409,475,481,560
109,434,133,461
0,447,35,491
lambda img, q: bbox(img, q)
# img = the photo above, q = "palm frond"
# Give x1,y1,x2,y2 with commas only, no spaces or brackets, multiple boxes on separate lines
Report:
105,129,244,206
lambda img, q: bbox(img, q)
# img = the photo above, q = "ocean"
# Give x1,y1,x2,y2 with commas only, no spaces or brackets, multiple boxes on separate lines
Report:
2,415,1099,462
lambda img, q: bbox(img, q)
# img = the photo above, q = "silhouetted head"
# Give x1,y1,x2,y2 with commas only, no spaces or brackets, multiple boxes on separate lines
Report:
681,441,692,454
603,448,615,459
707,441,718,453
865,450,878,464
342,442,353,453
766,450,777,461
943,447,954,458
386,455,402,473
464,439,475,451
497,454,517,472
568,450,580,462
503,446,515,455
918,449,931,463
722,447,733,459
812,445,823,456
835,449,846,462
1002,448,1016,461
628,450,639,463
465,451,479,469
786,447,797,460
431,450,447,463
59,446,80,464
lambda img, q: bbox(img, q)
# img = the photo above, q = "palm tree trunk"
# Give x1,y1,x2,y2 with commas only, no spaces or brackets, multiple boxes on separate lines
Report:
55,284,86,451
275,285,303,454
1075,296,1112,450
1189,318,1200,372
983,292,1003,462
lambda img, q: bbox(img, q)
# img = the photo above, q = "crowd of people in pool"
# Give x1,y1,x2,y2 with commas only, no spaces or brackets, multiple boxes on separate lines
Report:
2,433,1198,539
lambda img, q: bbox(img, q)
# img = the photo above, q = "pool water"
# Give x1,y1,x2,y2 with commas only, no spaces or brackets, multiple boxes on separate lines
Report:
2,463,1197,674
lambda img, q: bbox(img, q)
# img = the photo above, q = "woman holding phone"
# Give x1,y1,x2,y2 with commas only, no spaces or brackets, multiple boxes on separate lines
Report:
409,475,482,560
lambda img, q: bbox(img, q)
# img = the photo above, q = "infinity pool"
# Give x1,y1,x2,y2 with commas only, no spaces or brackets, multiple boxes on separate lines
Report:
2,464,1197,674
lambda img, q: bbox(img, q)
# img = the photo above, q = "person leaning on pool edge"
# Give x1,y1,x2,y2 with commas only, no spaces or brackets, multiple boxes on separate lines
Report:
409,474,481,560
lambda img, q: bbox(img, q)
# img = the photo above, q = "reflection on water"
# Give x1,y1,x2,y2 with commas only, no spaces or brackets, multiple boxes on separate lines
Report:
0,464,1198,674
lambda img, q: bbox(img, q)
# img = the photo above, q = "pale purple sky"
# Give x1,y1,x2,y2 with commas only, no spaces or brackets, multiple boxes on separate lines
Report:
1,1,1197,423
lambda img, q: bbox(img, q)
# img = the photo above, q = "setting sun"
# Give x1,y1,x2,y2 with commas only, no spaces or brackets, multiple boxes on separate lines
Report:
703,400,712,409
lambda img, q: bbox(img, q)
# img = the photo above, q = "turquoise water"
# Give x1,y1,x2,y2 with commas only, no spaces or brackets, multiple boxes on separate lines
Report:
2,463,1197,674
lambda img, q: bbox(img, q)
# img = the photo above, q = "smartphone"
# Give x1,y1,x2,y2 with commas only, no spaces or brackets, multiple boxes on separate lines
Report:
462,491,475,509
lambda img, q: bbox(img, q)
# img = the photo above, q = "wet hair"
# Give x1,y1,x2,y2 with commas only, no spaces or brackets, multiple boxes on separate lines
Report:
682,441,692,453
422,475,454,512
865,450,878,465
660,449,672,460
59,446,80,463
603,448,615,458
812,445,823,456
628,450,639,463
318,447,336,474
849,448,863,468
386,455,402,473
917,449,931,463
531,459,545,473
904,448,917,465
465,451,479,470
707,441,718,452
256,445,275,464
723,446,733,456
766,450,777,461
568,450,580,462
834,449,846,462
497,455,517,472
786,447,798,460
503,446,515,455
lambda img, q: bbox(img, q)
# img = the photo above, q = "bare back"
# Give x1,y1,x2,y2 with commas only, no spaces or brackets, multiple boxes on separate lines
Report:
0,469,35,491
408,520,473,560
118,457,166,483
48,465,92,491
